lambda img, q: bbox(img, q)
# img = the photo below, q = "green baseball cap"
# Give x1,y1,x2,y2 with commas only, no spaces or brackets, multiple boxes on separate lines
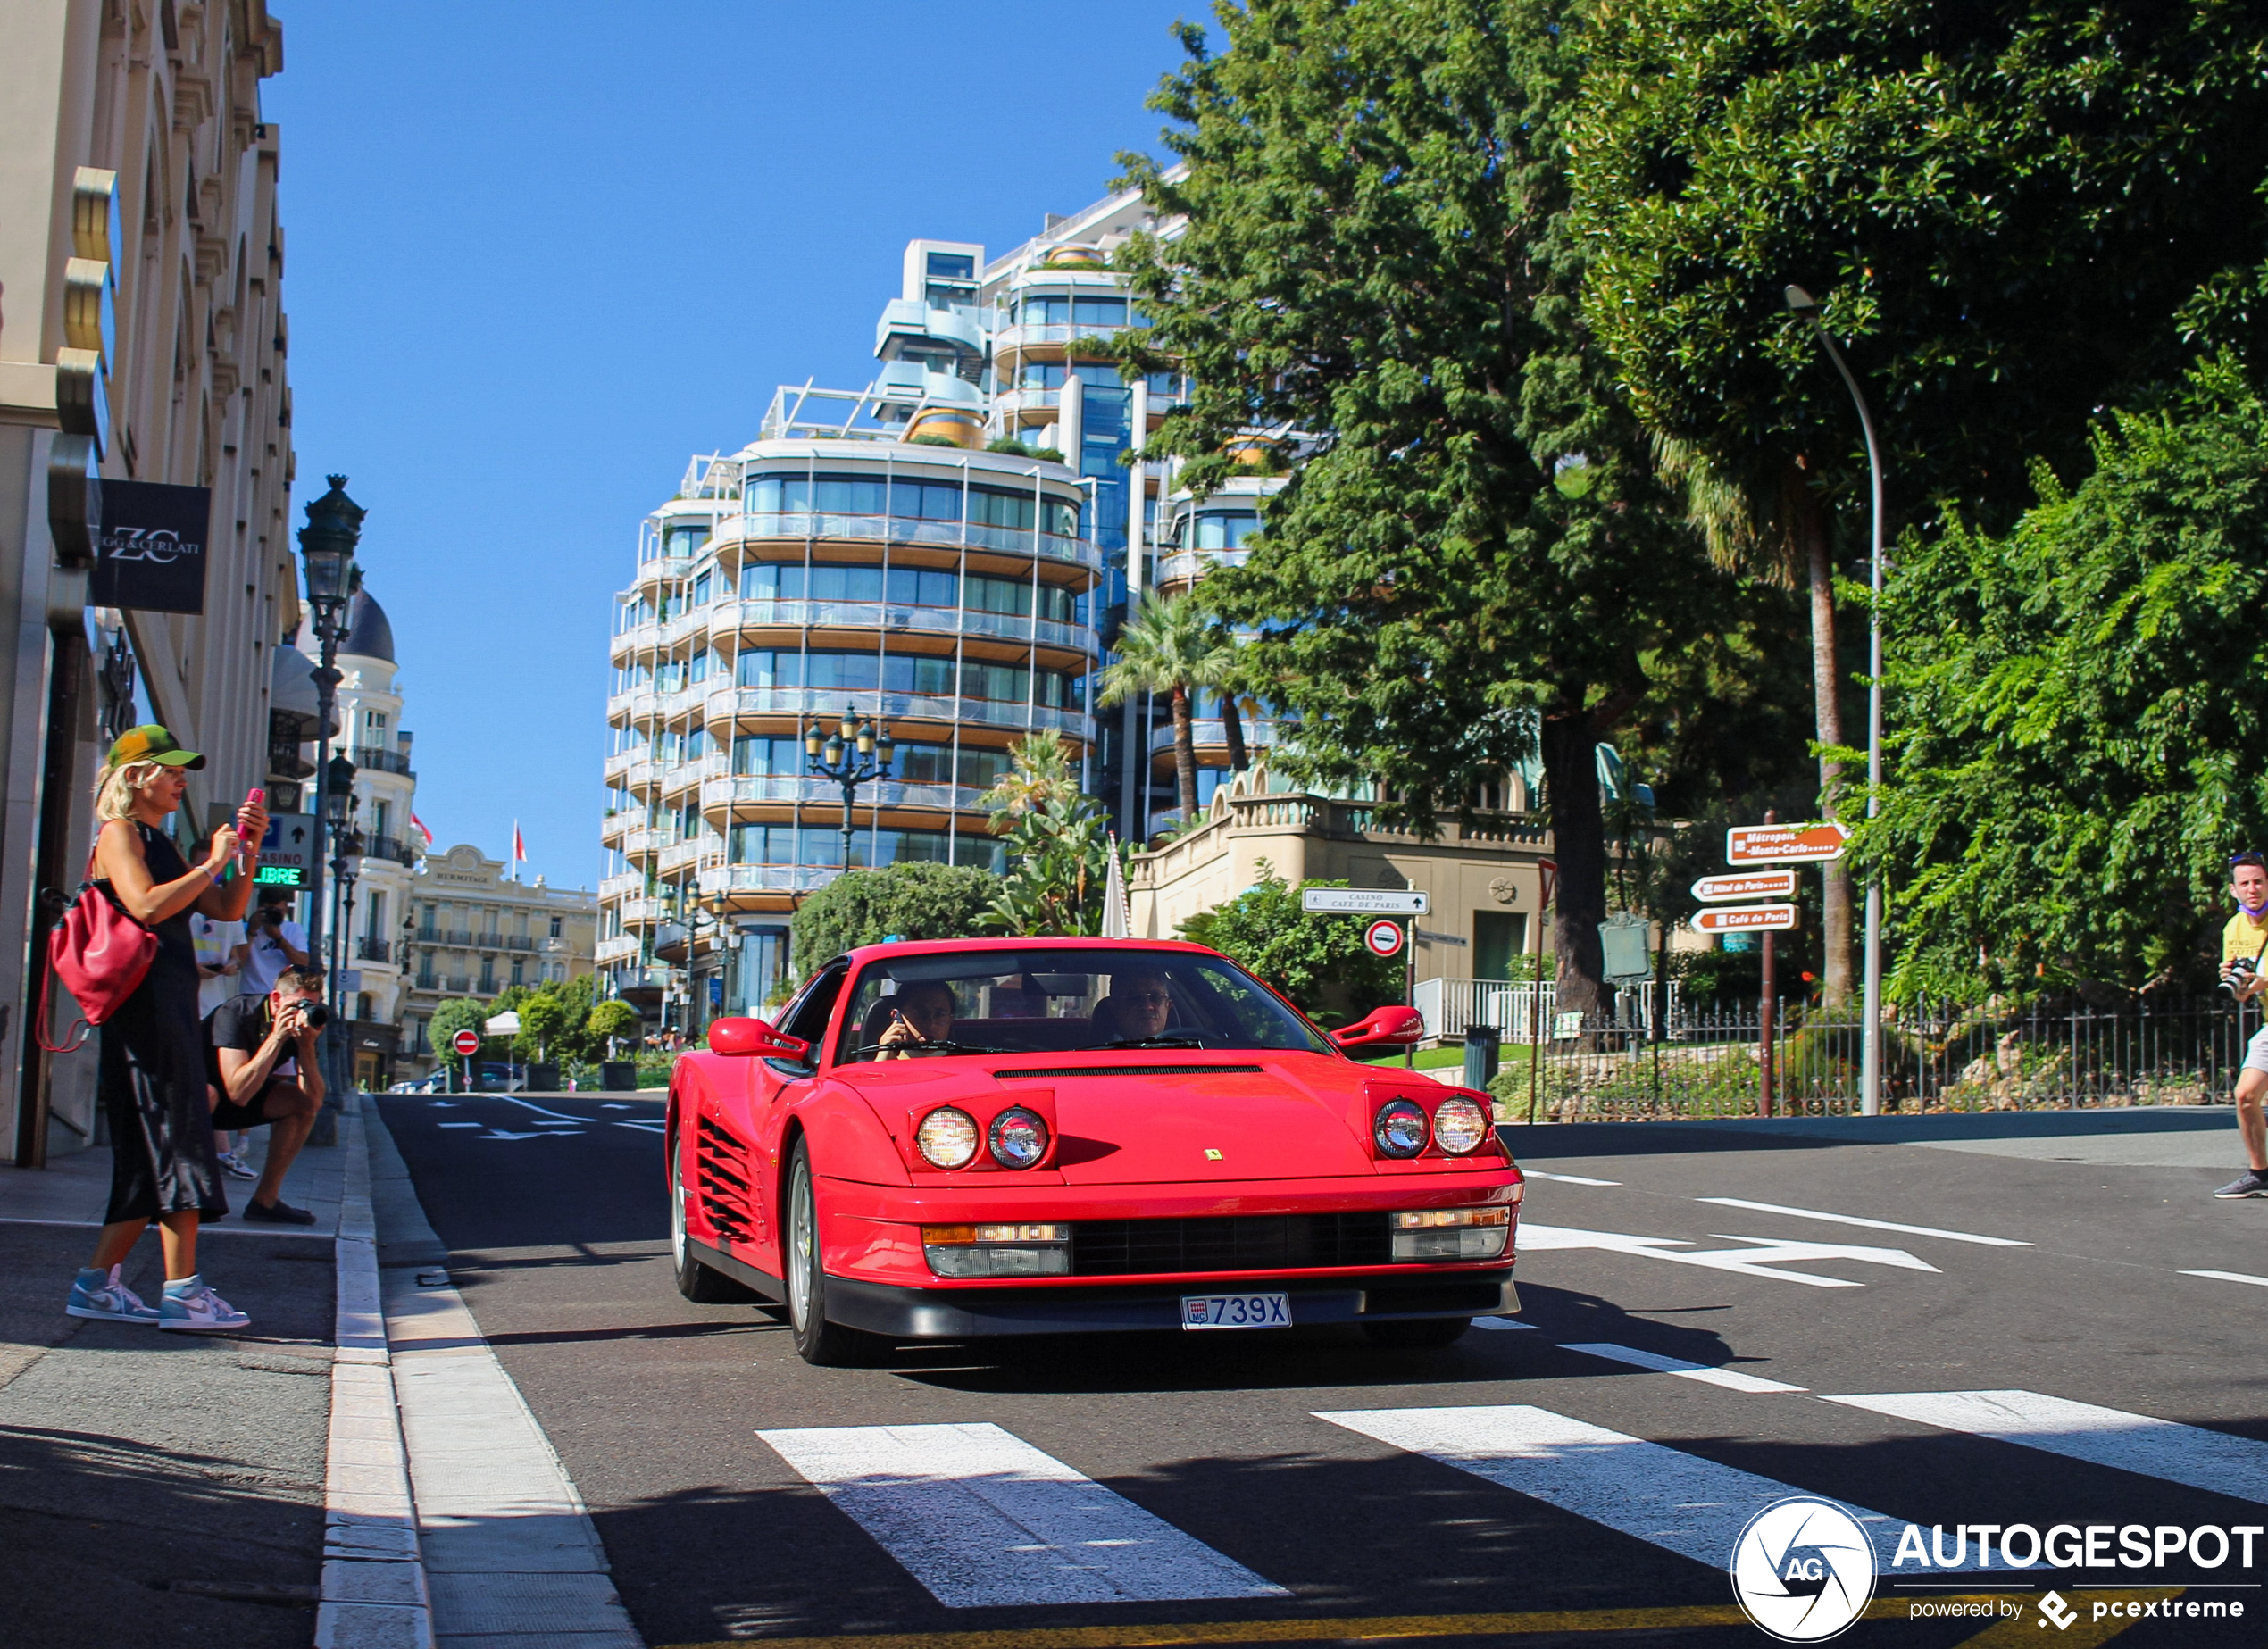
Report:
104,725,205,770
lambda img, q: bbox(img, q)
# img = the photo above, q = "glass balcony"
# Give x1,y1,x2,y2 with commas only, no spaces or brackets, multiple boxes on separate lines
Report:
702,685,1093,739
697,863,841,897
699,775,988,814
708,598,1094,654
726,512,1101,572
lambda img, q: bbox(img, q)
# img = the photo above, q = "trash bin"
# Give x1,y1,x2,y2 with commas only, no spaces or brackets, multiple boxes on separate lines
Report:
1463,1025,1502,1091
600,1060,638,1092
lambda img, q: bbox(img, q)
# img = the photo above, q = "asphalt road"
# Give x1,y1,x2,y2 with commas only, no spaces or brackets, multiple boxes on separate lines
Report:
376,1092,2268,1648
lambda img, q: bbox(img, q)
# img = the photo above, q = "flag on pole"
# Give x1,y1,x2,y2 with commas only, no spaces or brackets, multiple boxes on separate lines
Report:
513,820,527,881
410,812,434,849
1101,832,1131,938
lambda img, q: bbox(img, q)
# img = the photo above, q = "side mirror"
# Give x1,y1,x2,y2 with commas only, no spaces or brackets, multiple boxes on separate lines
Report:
709,1017,812,1062
1331,1004,1426,1054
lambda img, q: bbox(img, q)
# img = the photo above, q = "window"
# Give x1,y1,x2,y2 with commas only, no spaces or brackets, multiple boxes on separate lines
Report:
956,745,1013,791
663,521,711,558
965,574,1075,624
733,735,805,777
369,800,390,841
549,916,563,939
511,960,524,987
1474,912,1530,982
356,993,373,1021
926,252,975,281
1019,294,1071,326
1193,511,1262,550
735,649,956,697
691,570,712,606
685,728,709,762
363,709,388,737
892,741,952,784
1071,296,1127,329
688,647,710,683
1020,361,1063,389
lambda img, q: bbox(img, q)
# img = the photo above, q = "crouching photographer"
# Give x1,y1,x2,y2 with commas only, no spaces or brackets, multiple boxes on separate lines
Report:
204,966,328,1223
2214,852,2268,1199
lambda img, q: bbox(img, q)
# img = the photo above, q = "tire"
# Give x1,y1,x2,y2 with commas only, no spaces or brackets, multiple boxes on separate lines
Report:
670,1132,755,1303
1362,1316,1472,1349
784,1140,885,1367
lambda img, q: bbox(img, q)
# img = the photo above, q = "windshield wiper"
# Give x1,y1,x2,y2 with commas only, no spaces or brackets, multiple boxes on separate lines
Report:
851,1038,1007,1057
1075,1037,1207,1051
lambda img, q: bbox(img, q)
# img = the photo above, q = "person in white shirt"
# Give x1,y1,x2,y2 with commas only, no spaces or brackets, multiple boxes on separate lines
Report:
236,895,310,998
189,906,253,1180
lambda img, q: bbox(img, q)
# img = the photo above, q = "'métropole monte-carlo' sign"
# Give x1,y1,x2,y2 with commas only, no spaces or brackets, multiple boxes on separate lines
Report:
1725,820,1850,866
88,479,211,614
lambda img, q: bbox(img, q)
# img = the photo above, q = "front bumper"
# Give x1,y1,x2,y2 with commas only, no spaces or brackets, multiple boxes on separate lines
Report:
822,1269,1519,1339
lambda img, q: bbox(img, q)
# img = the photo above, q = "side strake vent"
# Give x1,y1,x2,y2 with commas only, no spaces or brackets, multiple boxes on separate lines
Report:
696,1113,758,1245
995,1064,1265,1080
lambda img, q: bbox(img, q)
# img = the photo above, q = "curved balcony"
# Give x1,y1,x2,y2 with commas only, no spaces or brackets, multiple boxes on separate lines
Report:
603,753,659,793
720,512,1101,575
698,863,840,898
992,387,1063,420
657,837,725,878
630,554,698,595
599,812,634,847
599,870,646,902
1155,548,1250,587
595,934,642,966
617,896,679,931
994,322,1134,354
1150,718,1292,755
699,775,989,815
707,597,1095,656
702,685,1093,740
618,826,674,865
607,688,662,726
657,753,727,804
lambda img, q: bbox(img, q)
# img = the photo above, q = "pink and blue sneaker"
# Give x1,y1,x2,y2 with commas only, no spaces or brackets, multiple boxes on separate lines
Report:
64,1265,160,1324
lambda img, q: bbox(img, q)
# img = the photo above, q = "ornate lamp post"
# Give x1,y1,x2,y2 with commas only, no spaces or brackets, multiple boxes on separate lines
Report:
1785,286,1888,1117
325,766,361,1021
804,706,894,870
297,477,363,1128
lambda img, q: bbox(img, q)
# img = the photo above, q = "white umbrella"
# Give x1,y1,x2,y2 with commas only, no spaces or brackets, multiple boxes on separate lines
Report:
485,1010,521,1036
1101,833,1131,938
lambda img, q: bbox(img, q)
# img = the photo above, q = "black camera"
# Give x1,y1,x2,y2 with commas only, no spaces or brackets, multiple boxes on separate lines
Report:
2223,957,2257,997
299,1004,329,1029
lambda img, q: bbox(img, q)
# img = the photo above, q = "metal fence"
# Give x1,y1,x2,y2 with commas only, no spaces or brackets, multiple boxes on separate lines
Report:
1484,992,2257,1122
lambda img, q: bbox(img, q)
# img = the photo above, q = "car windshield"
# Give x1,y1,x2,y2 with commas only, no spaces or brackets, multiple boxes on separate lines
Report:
833,947,1333,1063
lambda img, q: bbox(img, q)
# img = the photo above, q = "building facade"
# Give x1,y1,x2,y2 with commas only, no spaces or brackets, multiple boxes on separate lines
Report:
400,845,598,1079
1,0,297,1162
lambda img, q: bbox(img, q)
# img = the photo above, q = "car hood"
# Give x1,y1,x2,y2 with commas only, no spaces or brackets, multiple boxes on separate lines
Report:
838,1053,1386,1185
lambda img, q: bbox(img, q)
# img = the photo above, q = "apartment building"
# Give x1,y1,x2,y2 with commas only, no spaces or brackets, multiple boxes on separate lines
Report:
1,0,297,1162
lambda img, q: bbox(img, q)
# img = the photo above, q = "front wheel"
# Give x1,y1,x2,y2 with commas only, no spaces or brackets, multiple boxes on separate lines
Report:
670,1132,755,1303
784,1141,884,1367
1362,1316,1472,1349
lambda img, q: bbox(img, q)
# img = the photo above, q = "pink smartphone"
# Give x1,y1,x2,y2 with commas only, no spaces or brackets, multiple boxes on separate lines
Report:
246,787,264,807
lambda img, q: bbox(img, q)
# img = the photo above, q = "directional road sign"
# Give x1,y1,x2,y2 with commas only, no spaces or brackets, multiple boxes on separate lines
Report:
1691,903,1800,935
1363,919,1405,958
453,1028,482,1057
1726,821,1849,865
1692,869,1800,903
1302,889,1429,915
254,812,317,888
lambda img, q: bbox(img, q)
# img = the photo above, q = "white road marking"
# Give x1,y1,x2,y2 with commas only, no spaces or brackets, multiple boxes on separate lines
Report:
529,1120,582,1128
1313,1405,1961,1570
437,1122,480,1129
1472,1317,1538,1331
611,1120,666,1135
1525,1171,1622,1187
501,1096,594,1123
477,1130,571,1141
1821,1390,2268,1505
1560,1342,1807,1393
756,1422,1287,1608
2181,1269,2268,1288
1695,1197,2030,1247
1517,1222,1939,1287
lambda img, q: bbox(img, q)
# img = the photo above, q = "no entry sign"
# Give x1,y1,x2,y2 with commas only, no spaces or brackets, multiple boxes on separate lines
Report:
1692,869,1800,903
453,1028,482,1056
1363,919,1406,958
1726,821,1849,865
1691,903,1799,935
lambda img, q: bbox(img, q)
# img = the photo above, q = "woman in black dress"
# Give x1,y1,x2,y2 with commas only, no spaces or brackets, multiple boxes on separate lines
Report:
63,726,266,1332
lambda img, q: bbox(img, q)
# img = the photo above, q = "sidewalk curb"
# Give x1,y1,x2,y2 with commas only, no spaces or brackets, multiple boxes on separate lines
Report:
316,1095,436,1649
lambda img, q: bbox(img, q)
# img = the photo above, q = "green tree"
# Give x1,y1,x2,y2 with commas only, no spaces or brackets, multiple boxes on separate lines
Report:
1855,361,2268,999
427,998,488,1069
516,992,571,1063
788,860,1002,975
1117,0,1724,1015
1571,0,2268,1001
975,735,1127,936
1178,867,1405,1022
586,999,640,1058
1098,589,1244,822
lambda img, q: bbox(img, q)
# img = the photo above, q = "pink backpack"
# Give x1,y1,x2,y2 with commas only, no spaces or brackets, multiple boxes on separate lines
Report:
37,847,157,1052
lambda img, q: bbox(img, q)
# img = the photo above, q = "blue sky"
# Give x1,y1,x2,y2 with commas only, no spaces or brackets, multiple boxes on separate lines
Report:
263,3,1198,890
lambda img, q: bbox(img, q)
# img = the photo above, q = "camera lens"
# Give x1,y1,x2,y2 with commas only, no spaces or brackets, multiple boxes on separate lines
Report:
302,1004,329,1029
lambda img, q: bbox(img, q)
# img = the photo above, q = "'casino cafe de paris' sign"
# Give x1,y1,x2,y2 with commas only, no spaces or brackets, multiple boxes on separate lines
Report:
88,480,211,615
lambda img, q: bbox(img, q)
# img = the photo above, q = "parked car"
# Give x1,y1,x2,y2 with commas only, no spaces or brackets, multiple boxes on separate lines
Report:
474,1062,526,1093
666,937,1522,1365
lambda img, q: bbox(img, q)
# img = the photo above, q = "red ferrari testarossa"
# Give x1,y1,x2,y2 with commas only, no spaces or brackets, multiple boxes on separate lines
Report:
666,937,1523,1364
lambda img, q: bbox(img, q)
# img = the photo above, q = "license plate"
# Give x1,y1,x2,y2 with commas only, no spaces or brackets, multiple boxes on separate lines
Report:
1180,1292,1291,1330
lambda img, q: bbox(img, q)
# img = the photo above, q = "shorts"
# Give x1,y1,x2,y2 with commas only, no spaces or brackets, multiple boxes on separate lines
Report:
2246,1027,2268,1078
209,1076,294,1133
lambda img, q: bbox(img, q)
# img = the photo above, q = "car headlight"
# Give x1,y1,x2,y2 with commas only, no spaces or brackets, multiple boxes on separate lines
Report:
1374,1098,1430,1158
988,1106,1049,1170
914,1106,979,1169
1432,1095,1491,1154
1391,1205,1511,1260
922,1222,1071,1277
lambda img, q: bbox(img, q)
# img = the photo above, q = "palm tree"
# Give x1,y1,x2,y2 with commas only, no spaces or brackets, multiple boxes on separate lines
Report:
1099,590,1220,826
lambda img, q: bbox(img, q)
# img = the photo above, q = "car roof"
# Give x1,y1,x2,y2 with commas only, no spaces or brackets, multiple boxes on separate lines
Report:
838,936,1222,968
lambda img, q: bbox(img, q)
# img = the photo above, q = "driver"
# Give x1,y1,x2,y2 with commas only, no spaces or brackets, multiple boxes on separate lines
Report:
1100,970,1176,1042
874,980,956,1059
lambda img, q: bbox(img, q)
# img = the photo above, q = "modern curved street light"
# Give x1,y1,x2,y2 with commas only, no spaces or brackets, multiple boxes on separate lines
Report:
1785,285,1887,1117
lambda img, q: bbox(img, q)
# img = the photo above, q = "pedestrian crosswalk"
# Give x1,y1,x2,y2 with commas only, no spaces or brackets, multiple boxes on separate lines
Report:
756,1382,2253,1609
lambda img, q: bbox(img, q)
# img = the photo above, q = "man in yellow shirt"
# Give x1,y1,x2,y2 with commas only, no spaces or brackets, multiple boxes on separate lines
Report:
2215,852,2268,1197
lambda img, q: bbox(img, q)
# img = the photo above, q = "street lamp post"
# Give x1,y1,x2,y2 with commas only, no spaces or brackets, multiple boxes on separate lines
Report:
1785,286,1888,1117
329,779,362,1022
296,476,363,1137
804,707,894,870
